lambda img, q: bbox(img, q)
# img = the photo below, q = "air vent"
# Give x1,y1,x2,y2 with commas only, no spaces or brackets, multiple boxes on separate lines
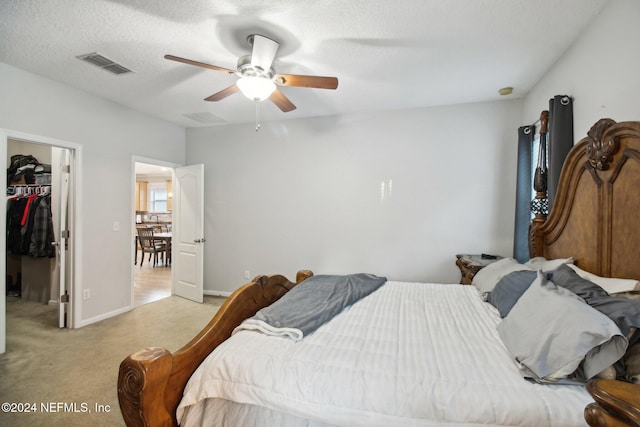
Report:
183,112,226,124
76,52,133,75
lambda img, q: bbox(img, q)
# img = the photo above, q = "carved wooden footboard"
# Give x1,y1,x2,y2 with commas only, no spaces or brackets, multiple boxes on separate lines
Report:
117,270,313,427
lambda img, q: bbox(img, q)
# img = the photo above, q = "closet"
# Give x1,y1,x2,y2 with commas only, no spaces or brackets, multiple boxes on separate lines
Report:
5,140,56,304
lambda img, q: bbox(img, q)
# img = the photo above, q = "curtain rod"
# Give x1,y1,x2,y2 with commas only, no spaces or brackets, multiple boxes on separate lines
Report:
523,109,552,135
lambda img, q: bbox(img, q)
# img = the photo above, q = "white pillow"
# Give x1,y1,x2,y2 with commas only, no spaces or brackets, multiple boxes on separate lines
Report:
524,256,574,272
567,264,640,295
471,258,532,296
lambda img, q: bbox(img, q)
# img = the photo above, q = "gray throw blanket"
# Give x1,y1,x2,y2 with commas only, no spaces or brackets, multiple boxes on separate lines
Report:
233,273,387,340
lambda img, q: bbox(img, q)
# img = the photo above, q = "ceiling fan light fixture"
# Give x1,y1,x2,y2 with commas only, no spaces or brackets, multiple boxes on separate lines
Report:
236,76,276,101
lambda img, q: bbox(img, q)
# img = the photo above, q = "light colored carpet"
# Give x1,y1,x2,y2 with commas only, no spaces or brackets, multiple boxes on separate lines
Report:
0,295,226,427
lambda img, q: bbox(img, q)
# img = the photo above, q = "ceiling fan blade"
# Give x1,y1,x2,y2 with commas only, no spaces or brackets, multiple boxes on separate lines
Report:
275,74,338,90
204,84,239,102
250,34,279,72
164,54,236,75
269,89,296,112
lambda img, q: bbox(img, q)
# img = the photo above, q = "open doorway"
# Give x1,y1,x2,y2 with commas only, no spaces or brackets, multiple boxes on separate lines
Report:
133,159,175,307
2,130,78,354
130,159,206,307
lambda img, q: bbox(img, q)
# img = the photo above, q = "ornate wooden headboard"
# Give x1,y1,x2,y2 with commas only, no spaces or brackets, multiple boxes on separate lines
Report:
530,119,640,281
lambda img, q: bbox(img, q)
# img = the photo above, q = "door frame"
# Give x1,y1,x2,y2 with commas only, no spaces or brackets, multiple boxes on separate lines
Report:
130,156,180,306
1,128,82,354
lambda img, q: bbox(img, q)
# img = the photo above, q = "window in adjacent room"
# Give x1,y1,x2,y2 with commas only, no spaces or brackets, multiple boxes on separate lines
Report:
149,182,168,212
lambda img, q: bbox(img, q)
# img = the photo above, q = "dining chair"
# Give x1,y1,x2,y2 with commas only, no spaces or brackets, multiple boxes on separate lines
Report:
136,227,167,267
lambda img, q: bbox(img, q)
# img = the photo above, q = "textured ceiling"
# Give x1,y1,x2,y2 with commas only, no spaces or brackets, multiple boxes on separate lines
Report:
0,0,607,128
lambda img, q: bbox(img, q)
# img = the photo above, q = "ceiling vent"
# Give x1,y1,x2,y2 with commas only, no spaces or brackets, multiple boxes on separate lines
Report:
183,112,226,125
76,52,133,75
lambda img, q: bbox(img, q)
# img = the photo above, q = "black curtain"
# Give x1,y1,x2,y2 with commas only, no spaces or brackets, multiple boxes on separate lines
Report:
513,124,535,263
547,95,573,208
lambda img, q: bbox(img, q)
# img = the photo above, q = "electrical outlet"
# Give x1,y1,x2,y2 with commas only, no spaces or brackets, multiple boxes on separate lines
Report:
244,270,251,280
113,221,120,231
83,289,91,300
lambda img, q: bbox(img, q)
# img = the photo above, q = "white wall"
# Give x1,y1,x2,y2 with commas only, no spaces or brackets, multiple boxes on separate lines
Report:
522,0,640,137
187,100,523,292
0,62,185,325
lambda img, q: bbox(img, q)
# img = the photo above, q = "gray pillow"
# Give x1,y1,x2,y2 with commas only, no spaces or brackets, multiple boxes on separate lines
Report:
552,264,609,299
471,258,533,296
486,270,537,317
498,271,627,382
553,264,640,341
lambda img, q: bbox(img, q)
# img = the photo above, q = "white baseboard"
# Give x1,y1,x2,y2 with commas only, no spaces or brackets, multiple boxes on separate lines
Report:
77,305,131,328
76,293,226,328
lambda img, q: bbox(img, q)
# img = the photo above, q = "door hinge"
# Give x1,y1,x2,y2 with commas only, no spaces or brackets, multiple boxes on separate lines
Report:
62,230,70,239
60,292,69,303
63,165,71,173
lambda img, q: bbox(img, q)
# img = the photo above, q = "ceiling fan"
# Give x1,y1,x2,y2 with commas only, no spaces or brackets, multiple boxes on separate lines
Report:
165,34,339,113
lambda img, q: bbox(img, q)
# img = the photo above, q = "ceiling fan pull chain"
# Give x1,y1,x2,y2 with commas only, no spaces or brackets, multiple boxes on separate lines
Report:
255,100,261,132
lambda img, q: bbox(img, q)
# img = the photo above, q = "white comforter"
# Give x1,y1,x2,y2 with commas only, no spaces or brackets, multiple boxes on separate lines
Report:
177,282,592,426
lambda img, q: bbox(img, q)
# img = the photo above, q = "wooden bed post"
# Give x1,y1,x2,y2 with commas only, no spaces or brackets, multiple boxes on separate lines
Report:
529,110,549,257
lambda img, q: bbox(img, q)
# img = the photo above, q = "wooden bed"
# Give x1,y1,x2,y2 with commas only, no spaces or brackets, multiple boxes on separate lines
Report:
529,118,640,427
118,118,640,427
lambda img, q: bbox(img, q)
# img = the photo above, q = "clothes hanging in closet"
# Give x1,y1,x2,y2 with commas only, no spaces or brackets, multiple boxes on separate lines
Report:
6,192,55,258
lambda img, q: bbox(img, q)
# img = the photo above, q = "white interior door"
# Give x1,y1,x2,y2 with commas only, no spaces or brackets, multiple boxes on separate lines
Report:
55,149,71,327
173,164,204,303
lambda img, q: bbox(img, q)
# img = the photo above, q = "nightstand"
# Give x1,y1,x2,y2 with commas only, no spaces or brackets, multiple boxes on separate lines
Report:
456,254,504,285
